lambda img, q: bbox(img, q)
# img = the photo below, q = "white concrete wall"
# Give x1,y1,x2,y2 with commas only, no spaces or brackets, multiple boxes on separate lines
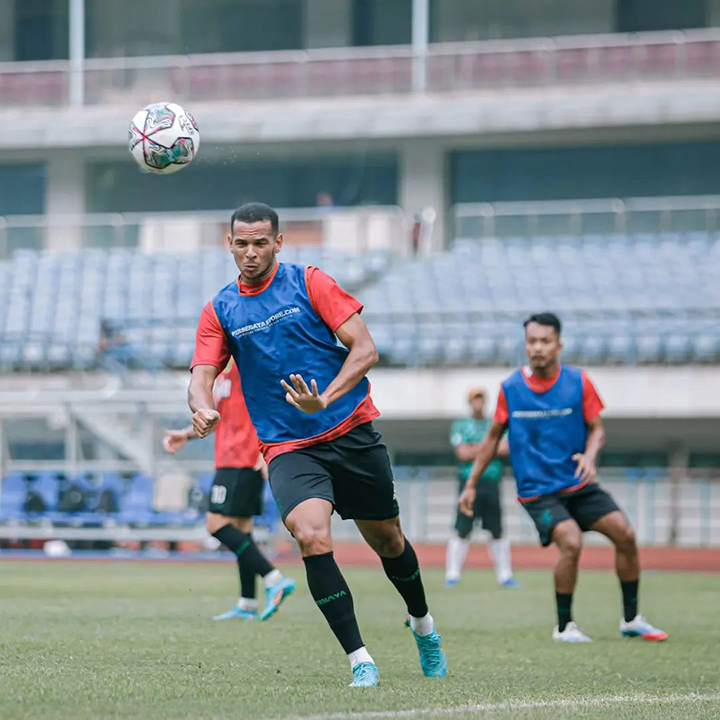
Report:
45,150,86,250
367,366,720,419
399,139,446,250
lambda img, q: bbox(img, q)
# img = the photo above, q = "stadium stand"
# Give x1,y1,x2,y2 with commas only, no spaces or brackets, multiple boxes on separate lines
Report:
361,232,720,366
1,232,719,370
0,246,388,372
0,470,280,534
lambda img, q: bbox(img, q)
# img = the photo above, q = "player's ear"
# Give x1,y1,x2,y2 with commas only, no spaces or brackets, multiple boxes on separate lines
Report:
274,233,283,253
226,233,233,250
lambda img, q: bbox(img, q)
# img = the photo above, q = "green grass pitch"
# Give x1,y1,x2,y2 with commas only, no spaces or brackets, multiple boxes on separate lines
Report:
1,560,718,719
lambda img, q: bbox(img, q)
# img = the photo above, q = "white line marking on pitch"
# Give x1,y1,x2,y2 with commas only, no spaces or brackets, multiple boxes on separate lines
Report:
275,693,720,720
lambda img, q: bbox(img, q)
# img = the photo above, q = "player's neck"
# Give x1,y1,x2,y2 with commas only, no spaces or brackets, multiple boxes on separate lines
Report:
529,362,560,379
471,412,484,420
241,260,278,287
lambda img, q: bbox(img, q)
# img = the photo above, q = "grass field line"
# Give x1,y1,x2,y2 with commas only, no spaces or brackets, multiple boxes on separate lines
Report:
281,692,720,720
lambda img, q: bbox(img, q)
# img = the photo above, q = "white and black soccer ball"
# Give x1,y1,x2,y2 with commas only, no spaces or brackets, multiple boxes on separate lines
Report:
128,102,200,174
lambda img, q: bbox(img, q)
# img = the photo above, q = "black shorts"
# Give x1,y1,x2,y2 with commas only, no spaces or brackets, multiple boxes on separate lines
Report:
522,482,621,547
454,480,503,538
268,422,399,523
209,467,264,518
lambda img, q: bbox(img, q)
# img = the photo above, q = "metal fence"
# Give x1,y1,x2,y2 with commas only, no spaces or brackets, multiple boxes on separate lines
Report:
0,206,412,259
1,28,720,107
1,466,718,548
453,195,720,238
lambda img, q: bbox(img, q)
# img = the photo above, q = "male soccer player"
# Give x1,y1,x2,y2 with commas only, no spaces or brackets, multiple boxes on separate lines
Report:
188,202,447,687
460,313,667,643
445,387,518,589
163,359,294,621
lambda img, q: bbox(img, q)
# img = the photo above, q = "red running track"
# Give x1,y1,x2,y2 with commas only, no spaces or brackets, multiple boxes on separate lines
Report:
331,543,720,573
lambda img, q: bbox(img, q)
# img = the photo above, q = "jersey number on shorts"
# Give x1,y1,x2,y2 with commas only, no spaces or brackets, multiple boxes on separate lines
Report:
211,485,227,504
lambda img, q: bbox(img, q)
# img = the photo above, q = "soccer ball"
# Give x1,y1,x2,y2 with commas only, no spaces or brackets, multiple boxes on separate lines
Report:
128,102,200,174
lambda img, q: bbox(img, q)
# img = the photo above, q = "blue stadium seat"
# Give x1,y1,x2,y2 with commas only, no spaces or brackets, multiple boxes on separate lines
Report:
0,474,28,521
119,473,156,526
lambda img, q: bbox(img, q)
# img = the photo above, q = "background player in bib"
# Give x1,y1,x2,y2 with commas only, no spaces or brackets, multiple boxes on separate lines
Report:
163,360,294,621
460,313,667,644
188,202,446,688
445,387,518,589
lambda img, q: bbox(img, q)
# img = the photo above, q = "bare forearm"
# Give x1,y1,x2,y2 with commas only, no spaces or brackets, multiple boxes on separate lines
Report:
181,425,199,440
454,444,481,463
465,422,506,488
466,440,501,488
321,343,378,406
188,380,215,414
584,425,605,462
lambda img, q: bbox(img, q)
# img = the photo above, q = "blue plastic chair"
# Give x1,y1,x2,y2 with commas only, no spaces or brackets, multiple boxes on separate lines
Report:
119,473,156,526
0,474,27,521
30,473,59,519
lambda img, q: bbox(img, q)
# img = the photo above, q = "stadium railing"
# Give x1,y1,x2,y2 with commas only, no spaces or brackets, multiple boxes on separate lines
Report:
0,206,412,259
1,28,720,106
453,195,720,238
1,466,718,548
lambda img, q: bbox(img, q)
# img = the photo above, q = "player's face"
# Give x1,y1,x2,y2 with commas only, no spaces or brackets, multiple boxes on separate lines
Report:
524,322,562,372
469,396,485,417
228,220,283,283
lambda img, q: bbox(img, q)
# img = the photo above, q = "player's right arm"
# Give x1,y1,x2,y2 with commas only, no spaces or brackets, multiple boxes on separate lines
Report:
458,421,507,516
162,425,198,454
188,302,231,438
189,366,221,437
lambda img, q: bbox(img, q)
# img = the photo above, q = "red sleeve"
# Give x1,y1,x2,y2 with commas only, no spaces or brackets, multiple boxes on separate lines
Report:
306,266,363,332
493,388,509,425
190,301,231,370
582,371,605,421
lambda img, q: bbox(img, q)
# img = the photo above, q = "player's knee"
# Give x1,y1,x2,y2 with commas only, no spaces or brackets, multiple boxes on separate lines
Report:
558,532,583,559
205,512,226,535
293,525,332,556
372,529,405,558
615,524,637,552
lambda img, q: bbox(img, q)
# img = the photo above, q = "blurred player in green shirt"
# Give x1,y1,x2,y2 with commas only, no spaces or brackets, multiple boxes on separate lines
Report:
445,387,518,588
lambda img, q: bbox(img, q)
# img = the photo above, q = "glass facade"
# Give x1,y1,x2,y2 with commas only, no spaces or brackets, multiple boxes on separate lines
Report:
88,154,398,213
451,141,720,204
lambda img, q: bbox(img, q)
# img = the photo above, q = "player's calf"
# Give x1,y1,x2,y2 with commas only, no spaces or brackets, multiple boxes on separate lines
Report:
359,521,447,678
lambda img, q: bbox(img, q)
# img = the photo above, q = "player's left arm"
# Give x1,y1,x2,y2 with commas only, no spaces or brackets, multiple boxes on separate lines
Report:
572,372,606,482
496,436,510,458
572,416,605,482
281,313,378,414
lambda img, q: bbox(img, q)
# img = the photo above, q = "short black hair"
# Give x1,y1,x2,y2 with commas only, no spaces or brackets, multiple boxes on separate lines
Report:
523,312,562,336
230,202,279,235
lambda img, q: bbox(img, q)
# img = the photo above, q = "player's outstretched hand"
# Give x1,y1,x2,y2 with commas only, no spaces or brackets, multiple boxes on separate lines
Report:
281,374,328,414
572,453,597,482
458,485,476,517
163,429,189,454
192,408,221,438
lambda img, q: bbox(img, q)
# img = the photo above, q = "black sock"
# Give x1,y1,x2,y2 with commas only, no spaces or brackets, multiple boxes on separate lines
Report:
212,524,274,578
238,557,257,600
556,592,573,632
303,552,364,654
380,537,429,618
621,579,639,622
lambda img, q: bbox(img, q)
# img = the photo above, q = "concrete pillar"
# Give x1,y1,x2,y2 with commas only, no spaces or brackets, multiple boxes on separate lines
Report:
304,0,352,48
0,0,15,61
399,140,446,251
45,151,86,251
